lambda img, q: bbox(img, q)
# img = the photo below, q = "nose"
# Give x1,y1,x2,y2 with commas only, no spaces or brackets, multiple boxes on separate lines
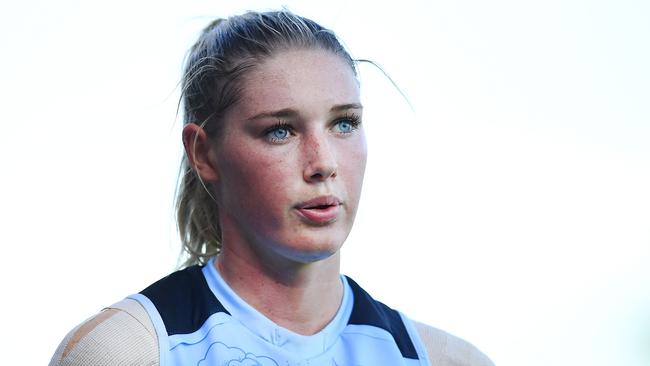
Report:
302,133,337,183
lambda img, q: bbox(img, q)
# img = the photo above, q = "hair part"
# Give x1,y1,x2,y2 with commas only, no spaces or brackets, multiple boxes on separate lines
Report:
175,10,357,268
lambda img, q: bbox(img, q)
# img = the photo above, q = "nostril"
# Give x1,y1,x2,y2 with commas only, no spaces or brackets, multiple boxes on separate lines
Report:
308,169,336,181
304,155,337,182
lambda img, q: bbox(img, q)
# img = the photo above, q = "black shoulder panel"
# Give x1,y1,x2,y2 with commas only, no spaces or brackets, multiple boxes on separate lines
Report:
140,265,230,336
345,276,419,360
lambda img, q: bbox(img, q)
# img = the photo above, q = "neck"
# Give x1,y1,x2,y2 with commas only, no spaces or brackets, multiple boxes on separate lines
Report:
215,243,343,336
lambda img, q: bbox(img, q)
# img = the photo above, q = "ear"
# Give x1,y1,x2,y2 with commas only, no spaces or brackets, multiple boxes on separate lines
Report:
182,123,219,183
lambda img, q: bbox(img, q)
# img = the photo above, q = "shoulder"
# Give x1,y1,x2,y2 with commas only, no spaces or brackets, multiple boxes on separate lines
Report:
413,321,494,366
344,277,493,365
49,299,158,366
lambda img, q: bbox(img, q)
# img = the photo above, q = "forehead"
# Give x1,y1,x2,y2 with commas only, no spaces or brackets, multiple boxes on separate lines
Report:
235,49,360,116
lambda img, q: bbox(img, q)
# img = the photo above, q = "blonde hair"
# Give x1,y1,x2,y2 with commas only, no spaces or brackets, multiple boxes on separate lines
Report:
176,10,357,268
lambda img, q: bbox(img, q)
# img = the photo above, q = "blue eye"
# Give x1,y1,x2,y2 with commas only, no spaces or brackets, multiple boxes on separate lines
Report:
337,120,353,133
265,123,293,142
271,127,289,139
334,116,360,134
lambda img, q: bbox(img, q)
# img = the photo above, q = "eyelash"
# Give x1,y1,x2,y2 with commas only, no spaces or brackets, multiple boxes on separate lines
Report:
264,122,294,143
334,113,362,133
263,114,362,143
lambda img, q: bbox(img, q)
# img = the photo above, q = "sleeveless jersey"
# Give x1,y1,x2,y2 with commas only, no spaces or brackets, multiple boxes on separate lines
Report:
129,258,430,366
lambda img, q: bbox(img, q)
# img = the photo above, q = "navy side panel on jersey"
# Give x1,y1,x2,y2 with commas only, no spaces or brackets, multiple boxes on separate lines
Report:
140,264,230,336
345,276,419,360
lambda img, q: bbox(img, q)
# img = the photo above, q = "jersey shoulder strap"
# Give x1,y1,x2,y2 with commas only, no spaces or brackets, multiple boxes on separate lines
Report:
140,264,230,336
345,276,420,360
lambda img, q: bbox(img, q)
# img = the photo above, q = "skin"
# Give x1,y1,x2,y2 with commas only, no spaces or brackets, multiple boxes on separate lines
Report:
183,48,367,335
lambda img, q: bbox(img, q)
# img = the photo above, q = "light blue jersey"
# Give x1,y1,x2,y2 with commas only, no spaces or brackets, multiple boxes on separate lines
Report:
129,258,430,366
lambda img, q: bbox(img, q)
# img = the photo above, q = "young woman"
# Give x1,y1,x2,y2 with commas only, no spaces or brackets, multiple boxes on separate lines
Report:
50,10,493,366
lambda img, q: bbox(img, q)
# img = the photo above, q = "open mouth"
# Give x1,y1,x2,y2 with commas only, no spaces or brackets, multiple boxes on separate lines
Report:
295,196,341,224
306,204,334,210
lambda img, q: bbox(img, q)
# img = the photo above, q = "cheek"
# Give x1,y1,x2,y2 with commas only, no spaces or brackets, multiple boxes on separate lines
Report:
341,137,368,189
216,145,293,216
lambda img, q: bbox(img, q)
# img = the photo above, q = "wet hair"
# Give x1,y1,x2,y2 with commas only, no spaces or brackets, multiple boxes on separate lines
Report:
176,10,357,267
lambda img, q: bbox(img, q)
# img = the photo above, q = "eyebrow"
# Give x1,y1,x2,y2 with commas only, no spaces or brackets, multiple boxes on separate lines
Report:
248,103,363,121
330,103,363,112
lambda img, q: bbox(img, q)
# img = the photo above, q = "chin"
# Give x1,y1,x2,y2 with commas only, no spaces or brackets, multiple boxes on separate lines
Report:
277,236,345,264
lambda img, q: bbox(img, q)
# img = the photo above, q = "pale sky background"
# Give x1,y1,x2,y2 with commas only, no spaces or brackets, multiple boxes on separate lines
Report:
1,0,649,365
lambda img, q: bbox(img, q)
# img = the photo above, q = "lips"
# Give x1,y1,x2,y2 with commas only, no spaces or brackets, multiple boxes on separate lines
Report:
295,195,342,224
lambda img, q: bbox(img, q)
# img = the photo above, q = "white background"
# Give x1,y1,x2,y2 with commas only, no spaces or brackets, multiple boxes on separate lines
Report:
1,1,649,365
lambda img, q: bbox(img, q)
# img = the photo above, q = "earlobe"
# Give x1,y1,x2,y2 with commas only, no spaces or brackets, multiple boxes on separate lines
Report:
182,123,219,183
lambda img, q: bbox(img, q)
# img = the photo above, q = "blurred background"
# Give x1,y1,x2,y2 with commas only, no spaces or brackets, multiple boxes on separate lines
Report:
1,0,649,365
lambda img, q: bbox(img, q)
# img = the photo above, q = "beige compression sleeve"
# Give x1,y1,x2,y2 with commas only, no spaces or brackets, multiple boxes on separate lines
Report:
49,299,159,366
414,321,495,366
